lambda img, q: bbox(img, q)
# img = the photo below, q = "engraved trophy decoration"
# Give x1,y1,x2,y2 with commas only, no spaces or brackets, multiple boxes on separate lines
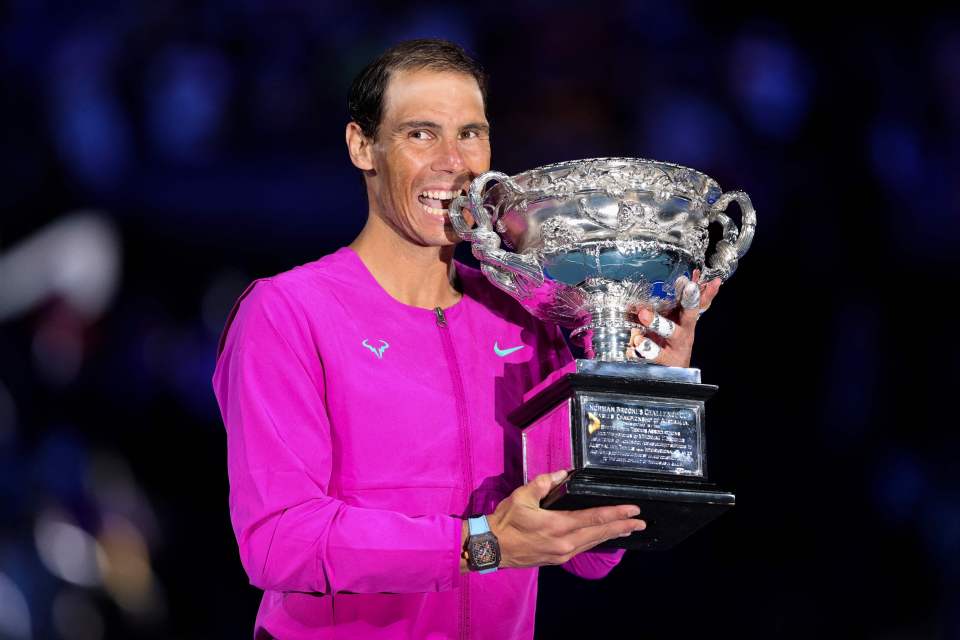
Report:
448,158,755,549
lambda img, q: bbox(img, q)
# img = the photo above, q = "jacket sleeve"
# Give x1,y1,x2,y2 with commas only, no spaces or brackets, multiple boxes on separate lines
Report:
562,547,626,579
213,281,463,595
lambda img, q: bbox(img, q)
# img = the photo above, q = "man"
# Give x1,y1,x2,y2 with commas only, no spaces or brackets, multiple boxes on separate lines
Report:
213,39,718,639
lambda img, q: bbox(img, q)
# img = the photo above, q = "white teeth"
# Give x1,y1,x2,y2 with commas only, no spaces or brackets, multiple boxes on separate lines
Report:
420,190,458,200
420,203,447,217
417,189,464,217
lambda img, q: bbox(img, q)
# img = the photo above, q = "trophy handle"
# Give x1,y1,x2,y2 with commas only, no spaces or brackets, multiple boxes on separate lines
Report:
700,190,756,283
448,170,519,238
448,171,544,295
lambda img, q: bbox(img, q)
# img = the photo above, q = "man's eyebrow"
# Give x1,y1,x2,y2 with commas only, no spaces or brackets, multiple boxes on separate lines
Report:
395,120,442,131
393,120,491,133
461,122,491,133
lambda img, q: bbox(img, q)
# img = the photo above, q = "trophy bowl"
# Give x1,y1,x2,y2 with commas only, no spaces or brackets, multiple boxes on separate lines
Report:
449,157,755,362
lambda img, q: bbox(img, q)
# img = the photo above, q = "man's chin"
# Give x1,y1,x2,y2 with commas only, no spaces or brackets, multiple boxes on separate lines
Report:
442,224,463,244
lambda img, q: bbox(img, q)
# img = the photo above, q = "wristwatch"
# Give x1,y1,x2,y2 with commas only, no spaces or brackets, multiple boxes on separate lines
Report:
464,515,500,574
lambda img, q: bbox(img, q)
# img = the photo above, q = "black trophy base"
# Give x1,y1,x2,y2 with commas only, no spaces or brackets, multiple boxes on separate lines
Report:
542,471,734,550
510,365,735,550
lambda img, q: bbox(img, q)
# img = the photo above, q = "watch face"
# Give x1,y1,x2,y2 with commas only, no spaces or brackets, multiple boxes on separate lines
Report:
469,532,500,569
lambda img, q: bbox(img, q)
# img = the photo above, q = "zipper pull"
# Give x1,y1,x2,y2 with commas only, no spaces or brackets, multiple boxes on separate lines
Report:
434,306,447,327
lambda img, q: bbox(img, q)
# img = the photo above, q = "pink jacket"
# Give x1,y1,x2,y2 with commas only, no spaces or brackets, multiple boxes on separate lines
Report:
213,248,623,639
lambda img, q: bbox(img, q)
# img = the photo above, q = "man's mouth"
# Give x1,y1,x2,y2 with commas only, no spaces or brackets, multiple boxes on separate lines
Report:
417,189,465,217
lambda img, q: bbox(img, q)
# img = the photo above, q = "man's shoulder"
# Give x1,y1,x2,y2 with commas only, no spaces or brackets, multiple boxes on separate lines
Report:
216,248,358,355
264,247,359,299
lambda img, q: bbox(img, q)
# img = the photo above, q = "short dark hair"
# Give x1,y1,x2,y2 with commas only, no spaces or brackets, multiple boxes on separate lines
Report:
348,39,488,140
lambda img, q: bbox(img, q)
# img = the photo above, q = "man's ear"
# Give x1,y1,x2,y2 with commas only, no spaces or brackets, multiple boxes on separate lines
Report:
346,122,375,171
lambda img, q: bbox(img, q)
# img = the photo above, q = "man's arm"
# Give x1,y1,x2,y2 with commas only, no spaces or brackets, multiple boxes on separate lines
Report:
215,281,464,594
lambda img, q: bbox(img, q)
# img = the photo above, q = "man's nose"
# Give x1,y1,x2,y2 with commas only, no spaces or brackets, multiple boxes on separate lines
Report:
431,137,466,173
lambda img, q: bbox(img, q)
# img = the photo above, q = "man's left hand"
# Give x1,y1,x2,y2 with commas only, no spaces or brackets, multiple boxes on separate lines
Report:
626,270,721,368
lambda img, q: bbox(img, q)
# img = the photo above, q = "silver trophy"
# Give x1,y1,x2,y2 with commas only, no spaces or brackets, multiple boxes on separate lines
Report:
449,158,756,549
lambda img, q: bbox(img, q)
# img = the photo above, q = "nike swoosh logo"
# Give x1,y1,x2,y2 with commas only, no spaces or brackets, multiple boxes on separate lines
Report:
494,342,525,357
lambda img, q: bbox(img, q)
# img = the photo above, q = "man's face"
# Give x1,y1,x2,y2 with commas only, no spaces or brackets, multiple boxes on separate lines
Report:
364,68,490,247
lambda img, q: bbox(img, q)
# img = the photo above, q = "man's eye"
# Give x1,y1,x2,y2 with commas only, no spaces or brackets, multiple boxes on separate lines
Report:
410,130,432,140
461,130,480,139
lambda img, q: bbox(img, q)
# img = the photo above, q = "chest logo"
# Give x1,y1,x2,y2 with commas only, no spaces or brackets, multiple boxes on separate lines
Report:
494,342,525,357
362,339,390,359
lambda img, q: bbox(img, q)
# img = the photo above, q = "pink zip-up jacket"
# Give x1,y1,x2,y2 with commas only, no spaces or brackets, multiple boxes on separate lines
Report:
213,248,624,639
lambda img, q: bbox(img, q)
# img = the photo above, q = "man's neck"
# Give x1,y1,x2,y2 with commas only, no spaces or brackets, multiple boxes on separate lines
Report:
349,218,461,310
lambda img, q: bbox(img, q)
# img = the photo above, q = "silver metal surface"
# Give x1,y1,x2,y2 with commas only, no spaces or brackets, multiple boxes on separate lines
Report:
574,359,702,384
448,158,756,362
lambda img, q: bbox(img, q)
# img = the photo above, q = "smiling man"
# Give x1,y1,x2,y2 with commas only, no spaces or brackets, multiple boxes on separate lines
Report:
213,40,690,640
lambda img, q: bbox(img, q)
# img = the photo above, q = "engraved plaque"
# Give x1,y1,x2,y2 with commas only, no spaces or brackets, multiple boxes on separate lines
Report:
579,392,704,476
507,367,733,550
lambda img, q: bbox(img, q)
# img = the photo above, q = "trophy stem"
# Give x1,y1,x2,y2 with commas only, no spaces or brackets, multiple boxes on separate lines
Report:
588,326,634,362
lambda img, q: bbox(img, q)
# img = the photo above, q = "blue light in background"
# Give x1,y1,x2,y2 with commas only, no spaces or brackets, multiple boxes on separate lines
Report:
921,494,960,579
933,30,960,125
729,35,813,140
622,1,694,46
871,451,926,525
145,45,232,164
820,303,879,448
869,120,925,200
34,430,89,506
48,30,133,190
639,94,737,169
388,7,476,55
868,119,959,252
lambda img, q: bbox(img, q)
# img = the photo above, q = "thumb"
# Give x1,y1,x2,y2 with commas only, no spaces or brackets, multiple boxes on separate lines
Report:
528,470,568,501
700,277,721,308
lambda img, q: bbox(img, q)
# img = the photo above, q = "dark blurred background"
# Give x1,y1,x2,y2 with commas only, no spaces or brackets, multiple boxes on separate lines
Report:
1,2,958,638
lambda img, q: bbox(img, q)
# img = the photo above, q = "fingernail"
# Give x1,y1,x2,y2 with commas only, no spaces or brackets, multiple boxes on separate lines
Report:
636,339,661,360
649,314,675,338
635,520,647,531
680,283,701,309
619,531,633,538
627,506,641,517
551,470,568,482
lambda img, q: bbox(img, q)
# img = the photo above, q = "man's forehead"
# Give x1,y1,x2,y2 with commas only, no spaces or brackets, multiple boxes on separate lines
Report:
382,68,485,122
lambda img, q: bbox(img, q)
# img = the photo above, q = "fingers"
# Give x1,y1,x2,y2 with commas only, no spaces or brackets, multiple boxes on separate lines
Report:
537,503,639,540
698,277,721,314
630,271,720,367
560,504,641,529
625,327,663,363
494,481,646,568
545,507,646,563
635,308,675,338
565,516,647,557
525,470,569,502
676,275,701,310
687,270,721,311
631,336,662,362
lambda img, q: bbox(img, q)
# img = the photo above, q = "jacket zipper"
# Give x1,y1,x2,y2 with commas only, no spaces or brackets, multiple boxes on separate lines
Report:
435,306,473,640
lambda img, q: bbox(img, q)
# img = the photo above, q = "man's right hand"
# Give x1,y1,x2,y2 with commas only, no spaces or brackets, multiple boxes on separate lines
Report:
487,470,646,568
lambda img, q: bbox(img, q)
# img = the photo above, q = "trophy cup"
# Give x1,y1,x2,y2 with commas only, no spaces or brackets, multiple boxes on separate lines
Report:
448,158,755,549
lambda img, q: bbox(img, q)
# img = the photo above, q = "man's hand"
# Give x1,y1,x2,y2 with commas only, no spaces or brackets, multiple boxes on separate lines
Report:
485,470,645,569
626,270,721,368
